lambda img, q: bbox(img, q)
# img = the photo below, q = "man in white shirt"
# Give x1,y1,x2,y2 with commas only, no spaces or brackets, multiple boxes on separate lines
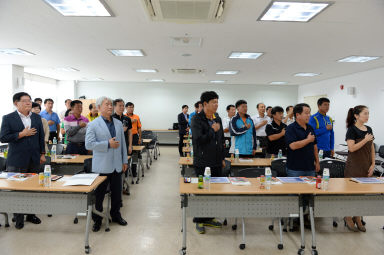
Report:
59,99,72,120
222,104,236,156
283,105,295,126
252,103,271,150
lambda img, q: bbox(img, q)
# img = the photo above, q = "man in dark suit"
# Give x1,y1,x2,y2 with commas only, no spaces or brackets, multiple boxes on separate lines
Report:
0,92,46,229
177,105,189,156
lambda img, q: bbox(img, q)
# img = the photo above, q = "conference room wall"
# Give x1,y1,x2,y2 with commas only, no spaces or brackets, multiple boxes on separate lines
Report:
76,82,298,130
298,66,384,146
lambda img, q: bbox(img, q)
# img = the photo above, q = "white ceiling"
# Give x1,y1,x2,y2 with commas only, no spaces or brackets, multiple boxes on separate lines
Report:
0,0,383,85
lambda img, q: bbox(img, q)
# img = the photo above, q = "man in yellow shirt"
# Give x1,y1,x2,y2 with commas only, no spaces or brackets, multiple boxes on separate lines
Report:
87,103,99,122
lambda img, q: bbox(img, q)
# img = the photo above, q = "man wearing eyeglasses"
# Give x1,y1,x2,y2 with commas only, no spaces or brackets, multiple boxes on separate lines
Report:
0,92,46,229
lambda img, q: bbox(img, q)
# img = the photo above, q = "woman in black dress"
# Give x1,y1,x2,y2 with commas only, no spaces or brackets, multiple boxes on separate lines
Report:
344,105,375,232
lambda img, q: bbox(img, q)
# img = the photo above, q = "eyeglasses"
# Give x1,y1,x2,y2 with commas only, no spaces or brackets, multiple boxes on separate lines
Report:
19,100,32,103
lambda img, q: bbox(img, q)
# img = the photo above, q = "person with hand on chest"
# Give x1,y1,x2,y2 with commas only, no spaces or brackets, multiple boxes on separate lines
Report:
0,92,46,229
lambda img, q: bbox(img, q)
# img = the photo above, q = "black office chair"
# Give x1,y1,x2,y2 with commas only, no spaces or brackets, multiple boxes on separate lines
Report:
319,159,346,227
0,157,7,171
56,144,65,155
231,167,283,250
271,158,287,177
142,130,160,160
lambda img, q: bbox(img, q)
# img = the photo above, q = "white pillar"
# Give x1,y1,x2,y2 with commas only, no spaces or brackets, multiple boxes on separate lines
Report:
0,65,24,122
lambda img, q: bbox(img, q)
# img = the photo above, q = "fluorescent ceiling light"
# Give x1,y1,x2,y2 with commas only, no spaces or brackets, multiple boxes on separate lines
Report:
43,0,112,16
228,52,263,59
0,48,34,55
294,72,319,77
147,79,164,82
337,56,380,63
216,70,239,75
209,80,226,83
81,78,104,81
109,49,145,57
55,67,79,72
270,81,288,85
135,69,158,73
259,1,330,22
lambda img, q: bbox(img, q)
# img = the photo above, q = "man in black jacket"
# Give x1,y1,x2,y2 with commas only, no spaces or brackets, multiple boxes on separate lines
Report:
0,92,46,229
191,91,225,234
177,105,189,156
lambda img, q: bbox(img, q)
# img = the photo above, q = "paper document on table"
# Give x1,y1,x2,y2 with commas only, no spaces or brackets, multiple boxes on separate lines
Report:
239,158,254,163
210,177,230,184
56,155,76,159
0,172,17,179
7,173,36,181
230,177,251,186
277,177,306,184
350,178,384,184
63,174,99,186
191,178,198,184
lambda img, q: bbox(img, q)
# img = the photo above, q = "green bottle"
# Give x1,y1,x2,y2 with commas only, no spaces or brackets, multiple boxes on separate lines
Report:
198,175,204,189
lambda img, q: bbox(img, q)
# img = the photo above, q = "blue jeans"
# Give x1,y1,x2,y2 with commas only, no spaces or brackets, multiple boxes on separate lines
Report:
286,168,316,177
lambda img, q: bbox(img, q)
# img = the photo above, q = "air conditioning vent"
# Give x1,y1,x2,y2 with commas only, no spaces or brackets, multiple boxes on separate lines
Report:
142,0,226,23
172,68,204,74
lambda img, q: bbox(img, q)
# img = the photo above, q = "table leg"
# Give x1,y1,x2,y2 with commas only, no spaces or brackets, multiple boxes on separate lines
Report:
309,198,318,255
146,148,150,169
298,196,305,255
180,195,187,255
84,204,92,254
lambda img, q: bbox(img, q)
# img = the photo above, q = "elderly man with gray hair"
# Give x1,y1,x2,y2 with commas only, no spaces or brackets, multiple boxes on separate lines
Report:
85,96,128,232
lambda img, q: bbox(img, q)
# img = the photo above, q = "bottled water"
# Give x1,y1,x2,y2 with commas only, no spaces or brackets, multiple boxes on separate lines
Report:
51,145,57,160
319,150,323,160
322,168,330,191
44,165,52,187
278,149,283,159
204,167,211,190
52,137,57,145
265,167,272,190
235,149,240,162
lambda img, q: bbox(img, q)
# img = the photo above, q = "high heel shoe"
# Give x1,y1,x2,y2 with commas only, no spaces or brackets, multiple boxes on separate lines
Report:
344,217,358,232
353,216,366,232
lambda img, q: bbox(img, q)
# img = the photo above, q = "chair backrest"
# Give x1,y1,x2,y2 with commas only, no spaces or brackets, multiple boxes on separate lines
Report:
142,130,158,144
271,158,287,177
379,145,384,158
236,167,277,178
319,159,345,178
374,143,379,153
0,157,6,171
84,158,93,173
56,144,64,155
221,159,231,177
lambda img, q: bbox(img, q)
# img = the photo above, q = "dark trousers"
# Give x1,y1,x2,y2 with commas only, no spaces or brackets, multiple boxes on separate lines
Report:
130,134,141,177
193,166,222,223
49,131,58,142
92,171,122,223
66,142,88,155
178,133,185,157
257,136,268,148
7,162,40,224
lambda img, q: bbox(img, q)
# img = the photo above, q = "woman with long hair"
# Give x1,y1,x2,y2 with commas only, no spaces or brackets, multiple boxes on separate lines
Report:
344,105,375,232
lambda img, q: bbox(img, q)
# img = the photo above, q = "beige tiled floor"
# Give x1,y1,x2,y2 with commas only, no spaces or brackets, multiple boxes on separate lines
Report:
1,146,384,255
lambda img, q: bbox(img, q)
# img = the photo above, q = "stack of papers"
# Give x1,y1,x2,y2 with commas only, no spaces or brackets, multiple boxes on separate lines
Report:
0,172,17,179
56,155,76,159
276,177,306,184
351,178,384,184
210,177,230,184
229,177,251,186
7,173,36,181
239,158,254,163
63,174,99,186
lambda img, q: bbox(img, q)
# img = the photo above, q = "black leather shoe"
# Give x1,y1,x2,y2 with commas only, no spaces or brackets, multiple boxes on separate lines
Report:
26,215,41,224
112,216,127,226
92,222,101,232
15,221,24,229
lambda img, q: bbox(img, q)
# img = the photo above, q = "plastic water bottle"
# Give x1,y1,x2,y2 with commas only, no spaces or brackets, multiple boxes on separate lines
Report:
225,140,229,148
190,147,194,158
256,140,260,150
265,167,272,190
319,150,323,160
278,149,283,159
44,165,52,187
204,167,211,190
322,168,330,191
51,145,57,160
52,137,57,145
235,149,240,162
